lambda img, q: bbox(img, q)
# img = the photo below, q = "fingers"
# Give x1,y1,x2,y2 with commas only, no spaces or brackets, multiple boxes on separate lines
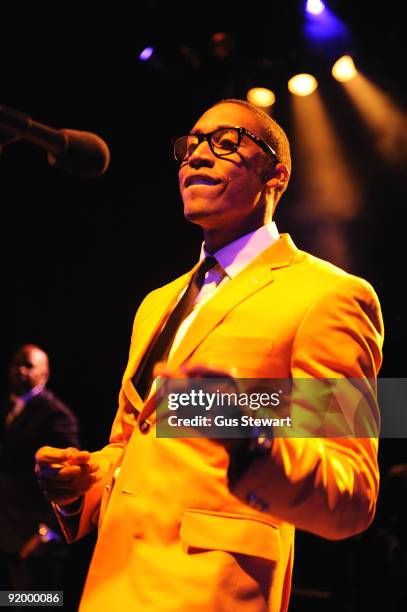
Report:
35,461,99,480
36,467,101,505
181,363,238,378
35,446,101,505
153,362,238,380
35,446,91,467
37,470,101,492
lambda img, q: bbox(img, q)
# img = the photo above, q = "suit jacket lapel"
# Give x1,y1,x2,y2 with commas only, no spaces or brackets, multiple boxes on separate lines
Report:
123,265,201,406
168,234,298,371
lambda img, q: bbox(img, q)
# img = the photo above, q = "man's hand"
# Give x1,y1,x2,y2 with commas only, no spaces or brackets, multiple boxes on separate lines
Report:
153,362,245,453
154,361,238,380
35,446,101,507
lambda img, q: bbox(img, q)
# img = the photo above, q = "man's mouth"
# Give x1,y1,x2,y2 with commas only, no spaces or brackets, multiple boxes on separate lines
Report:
184,174,222,188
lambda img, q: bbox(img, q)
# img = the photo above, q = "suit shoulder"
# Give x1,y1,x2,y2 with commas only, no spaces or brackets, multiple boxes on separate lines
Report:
32,389,77,421
296,249,379,297
145,270,190,298
297,249,350,279
134,270,191,319
293,250,383,342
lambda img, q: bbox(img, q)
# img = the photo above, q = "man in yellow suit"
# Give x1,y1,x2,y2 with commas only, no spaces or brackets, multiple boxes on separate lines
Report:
35,99,383,611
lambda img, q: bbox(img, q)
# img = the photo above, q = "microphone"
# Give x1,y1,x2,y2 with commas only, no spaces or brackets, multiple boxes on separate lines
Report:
0,105,110,178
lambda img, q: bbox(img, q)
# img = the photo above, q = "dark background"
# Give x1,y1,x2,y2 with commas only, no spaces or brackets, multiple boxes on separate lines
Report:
1,1,406,609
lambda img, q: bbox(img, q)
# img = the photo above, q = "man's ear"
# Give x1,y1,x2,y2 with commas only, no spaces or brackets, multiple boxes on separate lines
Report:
264,162,290,188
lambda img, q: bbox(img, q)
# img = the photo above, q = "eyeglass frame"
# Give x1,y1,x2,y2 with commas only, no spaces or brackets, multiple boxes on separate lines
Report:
172,126,280,165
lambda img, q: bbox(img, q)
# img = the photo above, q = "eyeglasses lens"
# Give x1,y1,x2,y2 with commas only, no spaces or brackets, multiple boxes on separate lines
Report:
175,128,240,162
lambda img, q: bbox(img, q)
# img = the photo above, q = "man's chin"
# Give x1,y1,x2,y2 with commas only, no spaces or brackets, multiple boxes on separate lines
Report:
184,207,215,226
11,383,30,396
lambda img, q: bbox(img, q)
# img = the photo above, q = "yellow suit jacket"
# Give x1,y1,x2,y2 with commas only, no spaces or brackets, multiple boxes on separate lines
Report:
68,234,383,612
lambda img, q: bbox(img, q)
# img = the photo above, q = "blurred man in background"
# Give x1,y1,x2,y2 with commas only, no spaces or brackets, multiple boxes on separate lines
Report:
0,343,80,590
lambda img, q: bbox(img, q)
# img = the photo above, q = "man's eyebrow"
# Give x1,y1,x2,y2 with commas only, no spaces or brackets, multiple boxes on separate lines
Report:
190,125,239,134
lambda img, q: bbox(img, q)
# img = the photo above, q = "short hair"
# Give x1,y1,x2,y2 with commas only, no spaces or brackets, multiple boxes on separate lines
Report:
212,98,291,206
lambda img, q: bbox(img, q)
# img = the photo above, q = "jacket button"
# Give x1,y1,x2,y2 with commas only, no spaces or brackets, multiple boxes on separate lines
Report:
139,419,151,434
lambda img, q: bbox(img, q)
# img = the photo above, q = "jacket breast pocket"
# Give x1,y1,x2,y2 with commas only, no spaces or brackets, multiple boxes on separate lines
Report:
196,337,274,378
180,510,280,562
202,337,273,355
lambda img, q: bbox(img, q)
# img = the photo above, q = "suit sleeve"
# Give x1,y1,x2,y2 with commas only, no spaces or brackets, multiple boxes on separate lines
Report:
233,275,384,540
53,398,126,543
46,405,81,449
59,296,155,542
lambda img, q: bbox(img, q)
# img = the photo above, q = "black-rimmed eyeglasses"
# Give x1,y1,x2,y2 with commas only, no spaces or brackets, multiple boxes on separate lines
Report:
173,127,279,164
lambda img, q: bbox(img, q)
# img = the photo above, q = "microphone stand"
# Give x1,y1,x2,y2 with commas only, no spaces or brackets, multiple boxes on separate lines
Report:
0,127,20,154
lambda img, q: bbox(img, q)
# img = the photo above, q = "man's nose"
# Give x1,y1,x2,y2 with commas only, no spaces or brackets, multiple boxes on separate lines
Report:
188,140,215,168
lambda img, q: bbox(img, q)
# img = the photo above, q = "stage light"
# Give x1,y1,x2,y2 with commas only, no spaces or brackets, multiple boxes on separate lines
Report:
139,46,154,61
290,90,361,221
290,89,361,272
306,0,325,15
340,72,407,166
288,74,318,96
304,3,349,44
332,55,357,82
246,87,276,108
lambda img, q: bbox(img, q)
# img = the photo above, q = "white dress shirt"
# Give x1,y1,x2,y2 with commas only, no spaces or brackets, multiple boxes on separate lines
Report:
5,384,45,427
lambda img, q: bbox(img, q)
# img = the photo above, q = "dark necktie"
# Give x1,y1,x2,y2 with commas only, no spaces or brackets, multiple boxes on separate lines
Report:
4,396,23,428
135,256,217,400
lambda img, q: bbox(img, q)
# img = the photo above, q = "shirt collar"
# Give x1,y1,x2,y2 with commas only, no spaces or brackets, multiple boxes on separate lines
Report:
10,384,45,406
200,222,280,279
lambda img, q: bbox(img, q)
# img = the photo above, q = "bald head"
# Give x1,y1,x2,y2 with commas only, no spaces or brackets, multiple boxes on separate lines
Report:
9,344,50,395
